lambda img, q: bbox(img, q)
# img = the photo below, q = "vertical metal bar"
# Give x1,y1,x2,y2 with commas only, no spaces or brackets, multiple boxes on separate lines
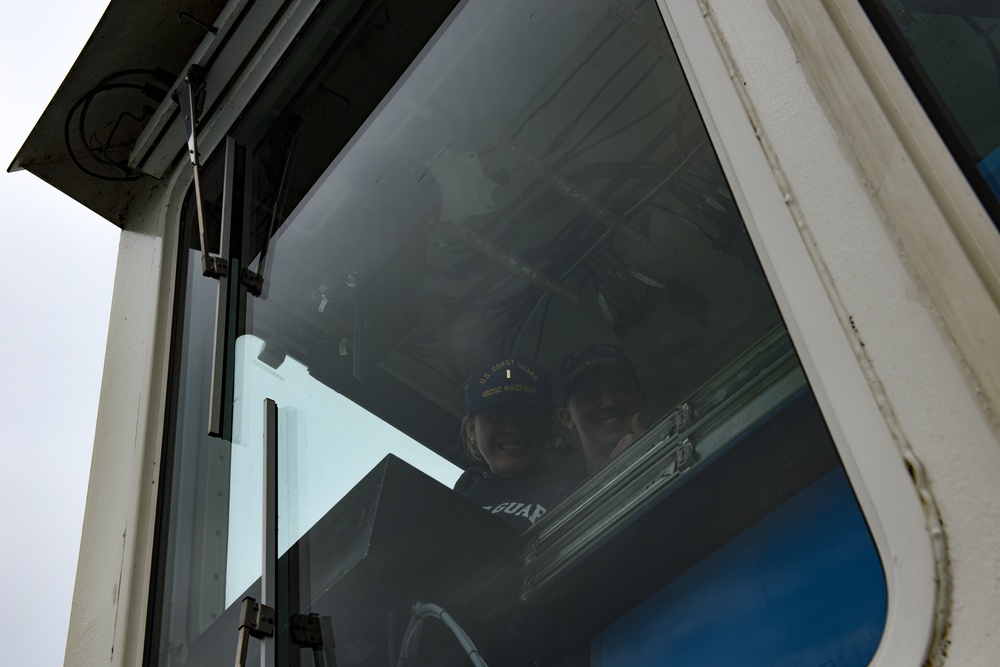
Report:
262,398,279,667
240,145,265,297
209,137,240,438
257,135,296,282
234,626,251,667
177,67,209,267
176,65,227,278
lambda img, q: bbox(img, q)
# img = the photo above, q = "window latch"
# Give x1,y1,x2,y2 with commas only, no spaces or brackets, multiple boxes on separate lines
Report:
174,64,228,279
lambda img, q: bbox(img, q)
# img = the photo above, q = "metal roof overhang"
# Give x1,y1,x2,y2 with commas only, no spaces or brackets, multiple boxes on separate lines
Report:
9,0,241,226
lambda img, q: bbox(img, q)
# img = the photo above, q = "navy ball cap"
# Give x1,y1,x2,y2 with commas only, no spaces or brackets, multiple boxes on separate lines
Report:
558,343,638,403
465,355,551,415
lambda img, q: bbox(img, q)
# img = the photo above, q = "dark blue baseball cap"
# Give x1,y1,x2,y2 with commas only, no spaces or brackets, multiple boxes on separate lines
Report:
558,343,639,403
464,355,551,415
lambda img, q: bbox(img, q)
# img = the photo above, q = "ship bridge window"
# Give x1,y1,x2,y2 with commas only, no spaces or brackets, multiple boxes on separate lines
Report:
152,1,888,666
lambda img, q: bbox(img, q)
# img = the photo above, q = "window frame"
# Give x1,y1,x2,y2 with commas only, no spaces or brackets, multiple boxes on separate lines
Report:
854,0,1000,232
656,0,937,664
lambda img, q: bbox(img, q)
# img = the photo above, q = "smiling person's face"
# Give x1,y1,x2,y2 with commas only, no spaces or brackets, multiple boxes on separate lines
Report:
558,366,644,467
466,403,550,478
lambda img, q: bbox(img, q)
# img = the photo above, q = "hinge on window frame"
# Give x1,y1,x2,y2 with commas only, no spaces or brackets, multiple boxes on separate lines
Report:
234,596,275,667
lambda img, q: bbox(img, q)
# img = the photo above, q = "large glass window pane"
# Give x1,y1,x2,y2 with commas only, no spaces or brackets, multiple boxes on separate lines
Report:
151,187,254,666
153,1,888,666
861,0,1000,230
151,2,464,664
225,335,461,605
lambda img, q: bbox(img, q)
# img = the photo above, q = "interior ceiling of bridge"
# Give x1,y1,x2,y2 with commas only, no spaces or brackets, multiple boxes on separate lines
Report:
211,0,787,424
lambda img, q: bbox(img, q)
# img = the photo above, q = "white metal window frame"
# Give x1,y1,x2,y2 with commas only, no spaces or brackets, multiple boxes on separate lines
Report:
68,163,195,667
656,0,937,665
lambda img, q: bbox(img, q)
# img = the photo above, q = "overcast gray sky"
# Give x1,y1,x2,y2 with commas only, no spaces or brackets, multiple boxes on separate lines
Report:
0,1,118,664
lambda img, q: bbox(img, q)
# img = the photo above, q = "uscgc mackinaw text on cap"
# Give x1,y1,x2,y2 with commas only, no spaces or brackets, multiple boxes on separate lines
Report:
464,355,552,414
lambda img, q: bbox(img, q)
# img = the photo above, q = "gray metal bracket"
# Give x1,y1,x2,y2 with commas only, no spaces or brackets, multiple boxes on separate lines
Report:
175,64,229,279
235,596,275,667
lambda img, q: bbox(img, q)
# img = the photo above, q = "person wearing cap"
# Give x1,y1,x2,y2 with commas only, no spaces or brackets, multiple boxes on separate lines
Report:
454,354,582,531
557,344,647,474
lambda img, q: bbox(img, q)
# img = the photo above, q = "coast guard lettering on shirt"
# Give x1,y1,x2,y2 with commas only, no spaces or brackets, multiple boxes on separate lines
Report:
481,501,547,524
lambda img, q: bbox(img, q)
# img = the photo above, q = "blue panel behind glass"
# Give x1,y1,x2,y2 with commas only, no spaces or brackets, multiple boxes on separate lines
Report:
978,145,1000,201
592,469,887,666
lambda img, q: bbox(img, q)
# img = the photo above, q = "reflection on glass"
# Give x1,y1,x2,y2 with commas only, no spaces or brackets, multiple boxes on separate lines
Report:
155,1,888,666
250,0,775,417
